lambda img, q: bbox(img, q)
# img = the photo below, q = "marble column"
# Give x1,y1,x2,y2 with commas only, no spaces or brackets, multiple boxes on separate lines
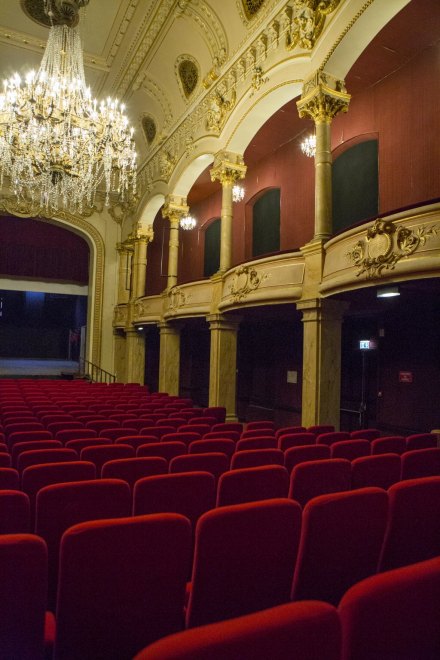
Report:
297,298,348,429
124,225,154,384
208,314,240,421
210,151,246,273
158,321,181,396
162,195,189,290
297,71,350,240
116,242,131,304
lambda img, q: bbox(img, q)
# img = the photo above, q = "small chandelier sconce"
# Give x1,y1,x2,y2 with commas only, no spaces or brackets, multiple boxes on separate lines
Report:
377,286,400,299
300,133,316,158
232,184,245,203
180,214,197,231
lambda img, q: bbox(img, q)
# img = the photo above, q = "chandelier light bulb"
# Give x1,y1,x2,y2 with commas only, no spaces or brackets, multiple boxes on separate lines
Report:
180,214,197,231
232,184,245,203
300,134,316,158
0,20,137,214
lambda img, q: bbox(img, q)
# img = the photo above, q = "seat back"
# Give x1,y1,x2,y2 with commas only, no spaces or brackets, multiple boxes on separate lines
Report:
378,476,440,571
292,488,388,605
202,407,226,423
230,448,284,470
278,432,315,451
137,441,187,462
316,431,351,446
170,452,230,482
240,429,275,439
189,439,235,458
0,490,30,533
401,447,440,480
0,534,48,660
350,429,381,441
115,435,159,449
22,461,96,513
186,498,302,629
98,427,138,442
289,459,351,507
133,471,216,527
55,514,192,659
64,438,112,453
8,429,52,450
36,478,132,610
11,440,63,467
211,422,243,434
80,444,135,474
330,440,371,461
405,433,437,451
17,448,78,472
236,436,277,451
339,557,440,660
351,453,401,490
371,436,406,455
0,467,20,490
136,601,341,660
245,420,275,431
217,465,289,507
102,457,168,488
284,444,331,474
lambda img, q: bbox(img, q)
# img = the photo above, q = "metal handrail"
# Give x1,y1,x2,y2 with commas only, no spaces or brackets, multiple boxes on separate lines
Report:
78,358,116,384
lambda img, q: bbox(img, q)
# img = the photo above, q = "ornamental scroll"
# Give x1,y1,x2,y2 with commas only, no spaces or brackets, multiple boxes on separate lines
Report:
229,265,265,302
347,218,438,278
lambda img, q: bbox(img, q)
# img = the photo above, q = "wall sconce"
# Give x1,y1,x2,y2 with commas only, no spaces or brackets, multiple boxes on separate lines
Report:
377,286,400,298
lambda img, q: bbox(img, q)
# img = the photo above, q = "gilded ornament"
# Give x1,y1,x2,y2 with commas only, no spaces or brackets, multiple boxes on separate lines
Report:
347,219,439,278
229,265,265,302
287,0,341,52
206,89,236,134
297,70,350,123
251,66,269,93
241,0,266,20
168,286,190,311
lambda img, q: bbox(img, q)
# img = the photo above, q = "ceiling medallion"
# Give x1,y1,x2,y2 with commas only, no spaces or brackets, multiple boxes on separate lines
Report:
241,0,265,20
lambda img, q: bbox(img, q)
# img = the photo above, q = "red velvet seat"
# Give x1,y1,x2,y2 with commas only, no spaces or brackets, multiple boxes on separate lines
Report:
0,452,11,467
330,439,371,461
55,428,98,443
114,434,158,449
46,421,84,436
203,430,240,442
278,432,316,451
351,453,401,490
156,417,187,429
136,601,341,660
98,426,138,442
350,428,381,441
231,448,284,470
0,467,20,490
85,419,120,433
401,447,440,479
36,478,131,610
245,420,275,431
275,426,307,440
40,414,74,427
289,458,351,507
339,557,440,660
137,441,187,462
161,431,203,446
5,421,45,438
0,490,30,533
378,476,440,571
8,429,53,450
291,488,388,605
170,452,229,483
12,440,63,467
236,436,277,451
189,438,235,458
307,424,334,436
216,465,289,507
284,444,331,474
108,412,137,423
188,416,217,428
80,443,135,474
133,471,216,528
316,431,351,446
405,432,437,451
139,425,176,439
0,534,49,659
240,429,276,440
54,513,192,659
211,422,243,434
179,423,211,437
17,447,77,473
102,456,168,488
186,498,302,628
371,435,406,455
64,437,112,453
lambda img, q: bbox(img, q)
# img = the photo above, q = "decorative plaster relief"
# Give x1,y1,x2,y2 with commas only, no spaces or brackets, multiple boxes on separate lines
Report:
347,218,439,278
229,265,266,302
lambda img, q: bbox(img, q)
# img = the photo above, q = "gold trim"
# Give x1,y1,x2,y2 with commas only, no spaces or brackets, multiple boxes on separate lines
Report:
320,0,375,70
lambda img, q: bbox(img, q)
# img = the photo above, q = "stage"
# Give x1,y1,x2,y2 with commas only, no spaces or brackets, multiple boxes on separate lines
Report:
0,359,79,379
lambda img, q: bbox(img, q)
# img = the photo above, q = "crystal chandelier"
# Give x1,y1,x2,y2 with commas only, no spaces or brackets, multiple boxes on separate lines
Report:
300,134,316,158
180,214,197,231
232,184,245,203
0,0,136,213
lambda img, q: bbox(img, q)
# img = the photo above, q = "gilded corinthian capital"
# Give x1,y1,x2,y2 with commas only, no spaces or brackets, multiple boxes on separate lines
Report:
162,194,189,224
210,151,247,186
297,70,350,123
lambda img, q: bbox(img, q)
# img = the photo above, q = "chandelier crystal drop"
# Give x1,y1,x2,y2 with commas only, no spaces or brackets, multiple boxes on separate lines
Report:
0,20,137,213
300,134,316,158
180,214,197,231
232,184,245,203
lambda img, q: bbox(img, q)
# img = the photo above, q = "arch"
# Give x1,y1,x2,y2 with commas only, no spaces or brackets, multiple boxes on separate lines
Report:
171,153,215,198
137,193,166,230
0,199,104,367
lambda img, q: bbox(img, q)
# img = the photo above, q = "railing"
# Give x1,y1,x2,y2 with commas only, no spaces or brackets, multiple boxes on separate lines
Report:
78,358,116,384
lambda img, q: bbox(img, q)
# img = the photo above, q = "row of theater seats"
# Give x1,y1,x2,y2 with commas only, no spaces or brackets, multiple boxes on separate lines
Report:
1,477,439,659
